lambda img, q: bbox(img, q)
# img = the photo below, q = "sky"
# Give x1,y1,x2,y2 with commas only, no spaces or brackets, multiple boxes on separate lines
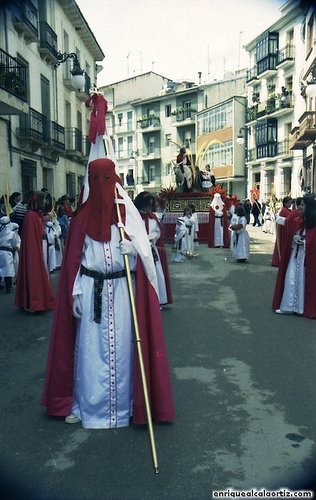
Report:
76,0,285,86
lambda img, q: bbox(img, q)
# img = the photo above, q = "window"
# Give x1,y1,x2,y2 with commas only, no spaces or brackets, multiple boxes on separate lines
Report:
148,136,155,154
197,102,233,134
204,141,233,167
127,111,133,131
66,172,76,198
127,136,133,156
165,105,171,117
118,137,124,158
256,119,277,158
149,165,155,182
21,159,36,197
306,14,314,56
117,113,123,126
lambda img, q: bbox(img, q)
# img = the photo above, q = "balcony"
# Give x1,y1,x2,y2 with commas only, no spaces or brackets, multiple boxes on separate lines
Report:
276,44,295,68
50,122,65,152
277,139,292,156
256,142,277,159
17,108,49,152
13,0,38,43
140,147,161,159
171,108,196,125
0,49,28,114
247,148,257,161
137,115,161,130
65,128,83,158
255,94,294,120
82,136,91,160
39,22,58,64
76,73,91,101
257,54,278,78
246,105,258,123
290,112,316,150
246,66,258,84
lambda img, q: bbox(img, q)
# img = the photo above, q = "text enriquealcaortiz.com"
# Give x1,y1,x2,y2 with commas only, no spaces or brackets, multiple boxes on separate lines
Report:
212,489,314,498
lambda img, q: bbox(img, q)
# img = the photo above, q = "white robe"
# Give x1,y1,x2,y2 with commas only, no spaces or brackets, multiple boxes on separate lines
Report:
71,226,136,429
214,214,224,247
230,215,250,261
146,217,167,305
0,218,20,277
172,220,187,263
279,232,305,314
43,222,56,273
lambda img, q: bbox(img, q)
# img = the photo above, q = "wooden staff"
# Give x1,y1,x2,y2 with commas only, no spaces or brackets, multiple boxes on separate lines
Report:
114,187,159,474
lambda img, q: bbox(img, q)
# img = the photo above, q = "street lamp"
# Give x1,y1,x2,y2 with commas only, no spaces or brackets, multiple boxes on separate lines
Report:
55,52,85,91
237,127,246,145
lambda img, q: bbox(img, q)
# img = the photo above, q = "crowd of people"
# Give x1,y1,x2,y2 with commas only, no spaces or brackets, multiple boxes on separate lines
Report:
0,190,75,301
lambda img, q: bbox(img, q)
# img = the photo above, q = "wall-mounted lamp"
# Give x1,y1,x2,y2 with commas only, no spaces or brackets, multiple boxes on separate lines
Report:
55,52,85,91
303,66,316,98
237,127,248,145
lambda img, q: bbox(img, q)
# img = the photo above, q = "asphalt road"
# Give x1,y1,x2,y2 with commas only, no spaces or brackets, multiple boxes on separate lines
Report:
0,226,315,500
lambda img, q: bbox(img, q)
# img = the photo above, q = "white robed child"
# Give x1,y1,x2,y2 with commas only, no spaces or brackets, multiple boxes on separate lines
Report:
230,205,250,263
0,216,21,293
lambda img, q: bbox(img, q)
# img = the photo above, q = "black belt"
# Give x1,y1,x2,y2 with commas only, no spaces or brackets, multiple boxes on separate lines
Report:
80,264,129,324
0,246,13,254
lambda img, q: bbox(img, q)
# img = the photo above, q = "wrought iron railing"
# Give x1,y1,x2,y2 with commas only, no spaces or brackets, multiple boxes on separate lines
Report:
39,21,58,55
65,128,83,154
0,48,27,101
16,0,38,38
50,121,65,150
19,108,48,142
277,44,295,65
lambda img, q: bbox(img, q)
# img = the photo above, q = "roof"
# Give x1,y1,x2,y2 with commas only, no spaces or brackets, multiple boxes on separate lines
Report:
58,0,105,61
106,71,172,87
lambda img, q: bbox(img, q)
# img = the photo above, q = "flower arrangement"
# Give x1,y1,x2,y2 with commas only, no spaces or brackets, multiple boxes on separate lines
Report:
159,184,226,200
210,185,227,198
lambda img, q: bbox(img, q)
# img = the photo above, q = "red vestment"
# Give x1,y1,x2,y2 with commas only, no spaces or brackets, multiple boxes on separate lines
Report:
271,206,291,267
85,94,107,144
207,207,230,248
15,210,54,312
41,216,175,423
272,215,316,319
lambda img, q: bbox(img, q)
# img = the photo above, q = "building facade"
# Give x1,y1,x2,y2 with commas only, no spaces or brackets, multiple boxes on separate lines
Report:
244,0,311,202
289,3,316,192
103,72,247,198
0,0,104,204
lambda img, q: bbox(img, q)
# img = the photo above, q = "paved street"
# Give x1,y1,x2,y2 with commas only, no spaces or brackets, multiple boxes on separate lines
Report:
0,226,316,500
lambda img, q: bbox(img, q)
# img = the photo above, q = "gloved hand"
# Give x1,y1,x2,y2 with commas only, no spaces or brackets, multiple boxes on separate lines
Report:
294,234,305,245
119,239,136,256
73,294,83,319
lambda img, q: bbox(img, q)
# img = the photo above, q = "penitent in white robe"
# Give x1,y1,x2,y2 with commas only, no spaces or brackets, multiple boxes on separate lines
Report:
146,217,167,305
0,218,20,277
279,232,305,314
230,215,250,261
71,226,136,429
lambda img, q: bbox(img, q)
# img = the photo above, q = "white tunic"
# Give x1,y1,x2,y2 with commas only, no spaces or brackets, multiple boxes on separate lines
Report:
279,232,305,314
71,226,136,429
230,215,250,261
214,212,224,247
146,217,168,305
0,218,20,277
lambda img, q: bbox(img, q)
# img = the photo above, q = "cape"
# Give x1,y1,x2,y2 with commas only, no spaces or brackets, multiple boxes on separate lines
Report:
272,216,316,319
271,206,291,267
15,210,54,312
41,217,175,424
207,207,230,248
